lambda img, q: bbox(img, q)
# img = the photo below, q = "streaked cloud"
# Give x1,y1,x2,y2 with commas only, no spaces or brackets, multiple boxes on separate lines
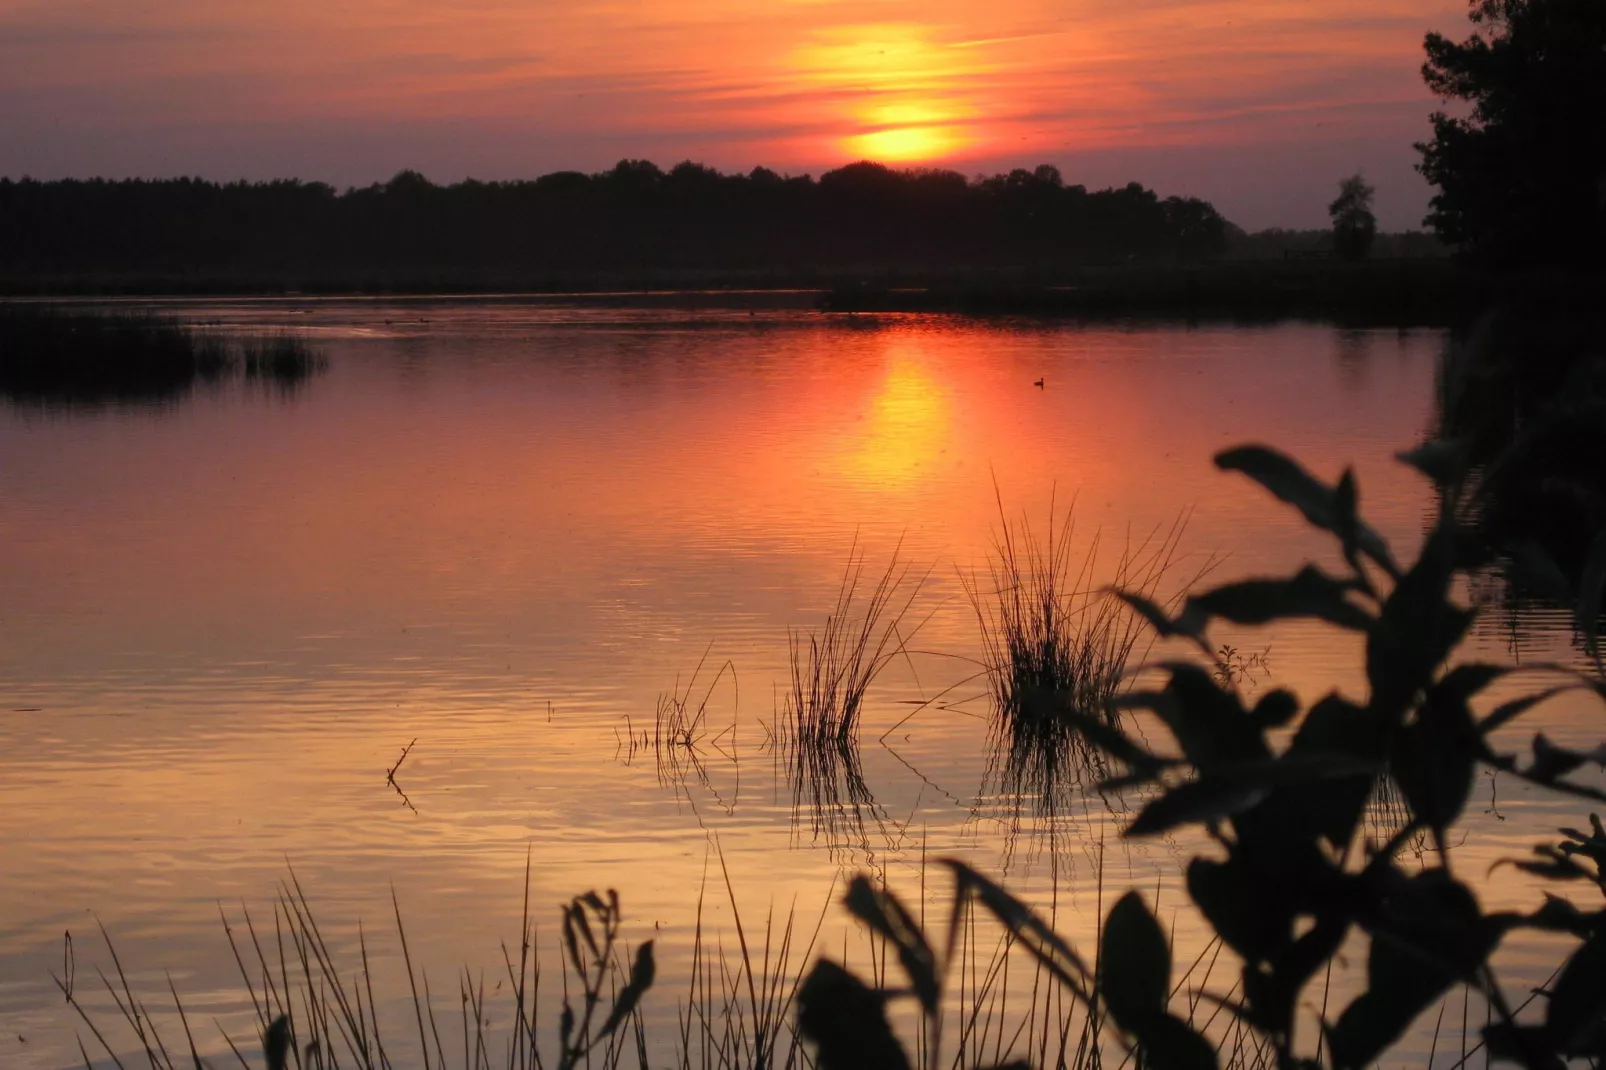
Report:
0,0,1470,225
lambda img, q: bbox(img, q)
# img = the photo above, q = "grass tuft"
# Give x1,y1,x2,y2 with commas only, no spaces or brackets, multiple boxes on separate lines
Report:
784,540,926,751
241,333,327,387
966,492,1198,802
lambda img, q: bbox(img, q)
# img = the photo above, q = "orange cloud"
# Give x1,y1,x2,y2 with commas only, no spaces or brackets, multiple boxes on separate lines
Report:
0,0,1467,223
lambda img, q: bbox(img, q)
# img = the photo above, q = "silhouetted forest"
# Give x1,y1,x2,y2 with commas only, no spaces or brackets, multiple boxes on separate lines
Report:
0,161,1230,290
1223,227,1449,260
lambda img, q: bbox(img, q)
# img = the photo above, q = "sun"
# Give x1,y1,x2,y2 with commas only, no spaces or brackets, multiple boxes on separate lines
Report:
794,26,975,164
846,102,966,162
848,126,950,162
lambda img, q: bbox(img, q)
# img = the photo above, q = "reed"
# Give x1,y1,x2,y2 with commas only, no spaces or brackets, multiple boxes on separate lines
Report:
56,854,1288,1070
784,541,926,751
651,647,741,814
965,494,1196,807
242,333,327,386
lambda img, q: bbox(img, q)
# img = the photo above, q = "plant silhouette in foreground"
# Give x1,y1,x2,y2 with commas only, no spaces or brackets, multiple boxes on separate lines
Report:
58,442,1606,1070
810,442,1606,1070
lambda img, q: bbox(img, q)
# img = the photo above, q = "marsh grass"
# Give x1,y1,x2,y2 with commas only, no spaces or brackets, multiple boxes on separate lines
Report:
56,853,1293,1070
0,305,327,406
651,647,742,815
242,333,328,388
775,543,932,856
784,729,890,859
784,541,929,750
966,495,1199,806
0,304,232,405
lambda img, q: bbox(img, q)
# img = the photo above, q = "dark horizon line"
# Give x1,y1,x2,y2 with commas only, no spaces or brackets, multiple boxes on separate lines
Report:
0,157,1190,198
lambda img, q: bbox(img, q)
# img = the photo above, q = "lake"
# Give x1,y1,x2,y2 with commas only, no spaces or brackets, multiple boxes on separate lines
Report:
0,297,1597,1069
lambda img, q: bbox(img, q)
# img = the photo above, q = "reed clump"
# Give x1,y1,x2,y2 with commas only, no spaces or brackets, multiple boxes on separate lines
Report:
650,647,741,813
0,304,231,405
966,496,1196,801
0,304,325,406
242,333,327,385
784,542,926,751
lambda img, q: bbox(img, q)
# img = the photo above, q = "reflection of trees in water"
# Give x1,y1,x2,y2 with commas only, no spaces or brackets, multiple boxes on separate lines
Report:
1431,309,1606,672
1333,328,1375,393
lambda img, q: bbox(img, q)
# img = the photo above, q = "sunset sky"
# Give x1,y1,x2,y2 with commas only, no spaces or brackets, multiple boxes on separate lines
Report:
0,0,1470,229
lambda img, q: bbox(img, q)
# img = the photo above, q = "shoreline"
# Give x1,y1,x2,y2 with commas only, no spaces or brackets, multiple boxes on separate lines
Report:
3,261,1598,328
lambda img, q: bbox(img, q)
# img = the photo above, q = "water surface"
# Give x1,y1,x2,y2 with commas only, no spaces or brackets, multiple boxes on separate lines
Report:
1,298,1595,1068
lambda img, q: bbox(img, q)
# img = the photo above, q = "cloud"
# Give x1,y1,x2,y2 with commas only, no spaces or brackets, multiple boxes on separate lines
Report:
0,0,1469,225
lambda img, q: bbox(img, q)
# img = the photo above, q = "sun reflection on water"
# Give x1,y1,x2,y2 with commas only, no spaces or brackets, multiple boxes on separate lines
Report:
837,348,953,493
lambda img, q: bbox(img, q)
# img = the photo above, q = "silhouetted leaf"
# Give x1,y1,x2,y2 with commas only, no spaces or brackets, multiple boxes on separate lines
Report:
1127,779,1271,837
1481,1023,1558,1069
1527,733,1606,783
1101,892,1170,1028
1512,540,1575,605
1333,466,1385,594
1032,691,1166,774
1113,589,1208,645
1187,565,1373,631
843,876,938,1016
941,859,1089,997
596,940,655,1040
1332,870,1503,1070
1519,893,1594,938
796,959,911,1070
1282,694,1386,847
1137,1013,1220,1070
1435,663,1510,703
1557,813,1606,873
1187,857,1291,965
1397,439,1471,486
1126,752,1378,839
1481,685,1580,735
1215,445,1396,576
1508,853,1596,882
1547,932,1606,1055
1392,679,1482,835
1150,663,1268,771
1250,688,1300,729
1096,893,1219,1070
1366,520,1470,725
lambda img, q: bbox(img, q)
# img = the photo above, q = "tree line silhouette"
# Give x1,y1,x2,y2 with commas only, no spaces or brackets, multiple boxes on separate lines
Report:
0,161,1230,288
1417,0,1606,267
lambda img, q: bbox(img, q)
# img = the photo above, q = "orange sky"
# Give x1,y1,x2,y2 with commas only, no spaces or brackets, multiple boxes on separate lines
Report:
0,0,1470,227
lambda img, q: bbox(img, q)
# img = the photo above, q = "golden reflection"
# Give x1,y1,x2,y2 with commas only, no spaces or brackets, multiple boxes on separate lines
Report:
837,349,952,492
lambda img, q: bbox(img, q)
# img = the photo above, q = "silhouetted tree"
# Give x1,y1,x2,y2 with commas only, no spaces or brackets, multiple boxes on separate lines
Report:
1329,173,1378,260
0,162,1231,286
1416,0,1606,266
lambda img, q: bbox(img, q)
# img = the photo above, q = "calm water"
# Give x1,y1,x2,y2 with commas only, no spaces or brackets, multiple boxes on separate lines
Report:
0,298,1597,1068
